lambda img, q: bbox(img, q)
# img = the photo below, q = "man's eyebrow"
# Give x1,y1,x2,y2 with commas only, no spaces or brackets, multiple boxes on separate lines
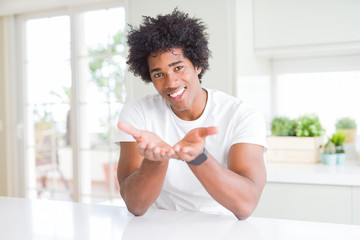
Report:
150,68,161,73
168,61,184,67
150,61,184,73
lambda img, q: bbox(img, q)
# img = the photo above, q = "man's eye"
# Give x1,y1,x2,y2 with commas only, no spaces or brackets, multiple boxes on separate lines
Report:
154,73,163,78
175,66,183,71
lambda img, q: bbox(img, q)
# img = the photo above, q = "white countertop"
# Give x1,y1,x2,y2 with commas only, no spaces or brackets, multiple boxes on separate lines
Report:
1,197,360,240
266,161,360,186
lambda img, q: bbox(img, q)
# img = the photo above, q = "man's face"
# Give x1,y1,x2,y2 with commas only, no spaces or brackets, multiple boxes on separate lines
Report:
147,47,204,120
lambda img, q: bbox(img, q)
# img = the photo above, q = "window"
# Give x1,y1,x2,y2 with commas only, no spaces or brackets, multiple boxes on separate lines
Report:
275,71,360,135
19,5,126,204
271,56,360,159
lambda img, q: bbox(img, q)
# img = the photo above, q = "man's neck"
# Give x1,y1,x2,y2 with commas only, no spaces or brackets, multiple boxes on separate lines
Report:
171,88,208,121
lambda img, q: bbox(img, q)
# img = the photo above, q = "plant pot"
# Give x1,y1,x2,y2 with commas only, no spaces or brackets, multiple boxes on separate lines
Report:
266,136,324,163
321,154,337,165
336,153,346,165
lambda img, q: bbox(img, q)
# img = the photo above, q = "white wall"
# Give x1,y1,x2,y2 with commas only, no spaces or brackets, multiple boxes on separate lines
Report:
235,0,272,127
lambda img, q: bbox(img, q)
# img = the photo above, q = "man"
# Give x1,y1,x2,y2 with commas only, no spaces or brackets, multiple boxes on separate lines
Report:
115,9,266,220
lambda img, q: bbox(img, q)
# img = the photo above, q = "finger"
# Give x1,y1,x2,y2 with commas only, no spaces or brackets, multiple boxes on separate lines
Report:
147,142,155,150
118,122,142,139
154,147,171,161
167,148,175,156
152,147,162,160
173,144,181,152
172,146,187,160
160,149,169,158
199,126,218,138
166,148,180,159
174,150,192,162
160,150,172,161
137,142,147,154
143,143,155,158
180,146,201,157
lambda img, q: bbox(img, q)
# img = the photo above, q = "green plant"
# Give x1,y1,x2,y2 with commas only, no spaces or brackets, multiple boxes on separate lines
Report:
271,117,296,136
323,140,336,154
294,114,324,137
330,132,346,153
335,117,357,129
88,30,126,103
331,132,346,147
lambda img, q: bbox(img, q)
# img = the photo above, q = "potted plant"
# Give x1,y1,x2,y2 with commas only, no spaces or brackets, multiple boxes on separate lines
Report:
335,117,357,143
330,132,346,164
321,140,337,165
294,114,324,137
267,114,325,163
271,116,296,136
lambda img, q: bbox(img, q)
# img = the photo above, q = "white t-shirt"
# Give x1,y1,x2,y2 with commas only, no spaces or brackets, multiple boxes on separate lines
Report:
115,88,266,215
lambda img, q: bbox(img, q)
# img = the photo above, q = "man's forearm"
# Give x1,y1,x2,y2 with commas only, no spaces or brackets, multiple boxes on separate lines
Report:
189,154,266,220
120,159,169,216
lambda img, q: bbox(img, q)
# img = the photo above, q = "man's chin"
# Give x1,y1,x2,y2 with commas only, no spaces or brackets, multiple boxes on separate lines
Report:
170,104,188,113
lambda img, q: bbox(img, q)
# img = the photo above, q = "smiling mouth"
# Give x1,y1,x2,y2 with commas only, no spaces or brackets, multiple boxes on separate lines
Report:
168,87,185,98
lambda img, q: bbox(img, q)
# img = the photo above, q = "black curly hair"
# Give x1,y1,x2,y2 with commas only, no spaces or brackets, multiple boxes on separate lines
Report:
126,9,211,83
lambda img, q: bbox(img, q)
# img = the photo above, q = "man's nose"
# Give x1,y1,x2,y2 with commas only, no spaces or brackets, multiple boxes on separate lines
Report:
165,72,178,88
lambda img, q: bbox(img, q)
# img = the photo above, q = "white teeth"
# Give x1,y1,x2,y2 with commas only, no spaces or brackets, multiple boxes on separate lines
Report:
169,88,185,97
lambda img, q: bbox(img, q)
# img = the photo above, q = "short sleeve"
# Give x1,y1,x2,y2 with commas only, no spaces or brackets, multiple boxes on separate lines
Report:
230,106,267,151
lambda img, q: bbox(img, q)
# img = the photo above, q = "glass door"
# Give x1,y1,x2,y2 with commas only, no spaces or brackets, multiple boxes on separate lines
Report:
25,15,72,200
21,5,126,204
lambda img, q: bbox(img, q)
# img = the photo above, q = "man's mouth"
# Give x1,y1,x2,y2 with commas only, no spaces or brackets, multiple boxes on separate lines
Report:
168,87,185,98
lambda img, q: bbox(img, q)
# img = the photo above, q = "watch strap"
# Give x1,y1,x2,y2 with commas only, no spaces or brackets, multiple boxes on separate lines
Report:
187,148,208,166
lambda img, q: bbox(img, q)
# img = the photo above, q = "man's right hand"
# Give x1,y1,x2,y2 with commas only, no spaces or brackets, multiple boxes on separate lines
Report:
118,122,175,161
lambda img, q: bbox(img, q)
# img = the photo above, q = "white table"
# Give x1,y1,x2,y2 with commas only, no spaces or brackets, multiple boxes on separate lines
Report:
1,197,360,240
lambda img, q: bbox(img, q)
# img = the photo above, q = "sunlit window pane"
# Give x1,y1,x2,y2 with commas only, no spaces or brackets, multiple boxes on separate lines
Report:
108,8,126,38
25,15,73,201
83,8,125,56
26,16,70,61
83,10,109,52
276,71,360,135
26,61,71,104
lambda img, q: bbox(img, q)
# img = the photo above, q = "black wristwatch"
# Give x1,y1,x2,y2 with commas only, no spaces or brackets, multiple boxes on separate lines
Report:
187,148,208,166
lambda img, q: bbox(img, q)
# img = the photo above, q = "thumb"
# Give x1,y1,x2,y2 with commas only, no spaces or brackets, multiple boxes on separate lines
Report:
117,121,142,139
199,126,218,138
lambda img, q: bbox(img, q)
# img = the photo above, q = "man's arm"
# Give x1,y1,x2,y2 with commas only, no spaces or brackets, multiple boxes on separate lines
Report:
117,142,168,216
189,143,266,220
172,128,266,220
117,122,173,216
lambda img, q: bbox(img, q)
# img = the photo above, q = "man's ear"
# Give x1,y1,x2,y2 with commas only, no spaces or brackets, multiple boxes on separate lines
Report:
196,66,202,75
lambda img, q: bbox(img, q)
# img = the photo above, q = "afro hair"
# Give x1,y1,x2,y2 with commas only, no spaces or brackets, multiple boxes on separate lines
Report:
126,9,211,83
